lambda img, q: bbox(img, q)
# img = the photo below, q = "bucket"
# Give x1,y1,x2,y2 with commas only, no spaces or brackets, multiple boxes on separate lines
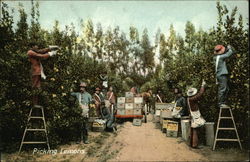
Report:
205,122,214,147
181,119,190,141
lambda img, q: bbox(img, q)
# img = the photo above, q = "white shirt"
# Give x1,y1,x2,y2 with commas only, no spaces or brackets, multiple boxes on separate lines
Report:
215,55,220,73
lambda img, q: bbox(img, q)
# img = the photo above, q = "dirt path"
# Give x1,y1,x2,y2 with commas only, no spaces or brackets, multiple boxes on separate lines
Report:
5,114,249,161
110,115,207,161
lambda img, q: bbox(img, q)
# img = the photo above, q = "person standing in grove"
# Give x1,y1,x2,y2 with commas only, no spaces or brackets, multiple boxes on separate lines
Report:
71,82,92,144
213,45,234,108
93,87,102,118
106,86,116,113
187,80,206,149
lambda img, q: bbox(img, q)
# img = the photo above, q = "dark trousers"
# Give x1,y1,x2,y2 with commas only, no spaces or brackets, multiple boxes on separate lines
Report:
81,118,88,142
217,75,229,106
190,127,199,148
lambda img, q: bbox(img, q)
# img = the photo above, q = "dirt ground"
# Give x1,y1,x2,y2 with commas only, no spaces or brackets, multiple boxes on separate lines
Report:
4,114,249,162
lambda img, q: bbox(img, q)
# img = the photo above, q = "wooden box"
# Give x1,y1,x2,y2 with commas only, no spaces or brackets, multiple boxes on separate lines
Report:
126,97,134,103
125,103,133,109
133,108,142,115
117,97,126,103
134,103,142,109
125,92,134,98
155,103,168,110
125,109,133,115
167,121,178,131
160,109,172,118
117,103,125,109
156,103,175,110
117,109,125,115
166,130,178,137
133,118,142,126
92,122,105,132
134,97,143,103
162,120,171,129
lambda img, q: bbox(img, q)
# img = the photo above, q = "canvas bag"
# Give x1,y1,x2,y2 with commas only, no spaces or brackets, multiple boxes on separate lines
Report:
187,98,205,128
172,102,182,118
105,92,113,108
79,94,89,118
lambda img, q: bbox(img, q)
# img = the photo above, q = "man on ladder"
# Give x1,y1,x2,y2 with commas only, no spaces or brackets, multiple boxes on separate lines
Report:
213,44,242,150
213,44,233,108
19,43,59,153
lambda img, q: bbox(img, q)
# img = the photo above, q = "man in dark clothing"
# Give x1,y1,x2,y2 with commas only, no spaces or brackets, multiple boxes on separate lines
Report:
173,88,188,117
213,45,234,108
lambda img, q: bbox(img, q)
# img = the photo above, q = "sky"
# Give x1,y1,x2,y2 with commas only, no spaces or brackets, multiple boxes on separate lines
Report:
4,0,249,44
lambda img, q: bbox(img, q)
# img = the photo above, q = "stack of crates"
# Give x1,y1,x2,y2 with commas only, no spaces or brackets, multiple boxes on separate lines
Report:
116,92,143,115
133,96,143,115
117,97,126,115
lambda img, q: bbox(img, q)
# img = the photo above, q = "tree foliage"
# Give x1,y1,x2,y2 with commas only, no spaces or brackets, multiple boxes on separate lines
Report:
0,1,248,151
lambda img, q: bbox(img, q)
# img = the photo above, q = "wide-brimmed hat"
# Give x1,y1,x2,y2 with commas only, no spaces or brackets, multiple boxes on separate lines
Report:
80,82,87,87
95,87,101,91
214,45,226,55
187,88,198,97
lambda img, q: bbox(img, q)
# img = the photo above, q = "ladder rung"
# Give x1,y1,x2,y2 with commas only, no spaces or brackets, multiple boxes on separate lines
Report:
34,105,43,109
220,107,230,109
26,129,46,131
22,141,47,144
218,128,235,130
216,139,239,142
220,117,233,119
29,117,44,119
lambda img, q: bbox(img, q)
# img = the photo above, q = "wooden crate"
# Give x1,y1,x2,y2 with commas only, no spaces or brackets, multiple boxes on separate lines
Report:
155,103,168,110
125,109,133,115
125,103,133,109
162,120,171,129
126,97,134,103
133,118,142,126
134,103,142,109
160,109,172,118
167,121,178,131
92,122,105,132
117,103,125,109
134,97,143,103
156,103,175,110
117,97,126,103
125,92,134,98
133,108,142,115
117,109,125,115
166,130,178,137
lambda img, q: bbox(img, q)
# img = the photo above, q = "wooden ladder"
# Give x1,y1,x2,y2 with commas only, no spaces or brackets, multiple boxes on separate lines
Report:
19,105,50,153
213,106,242,150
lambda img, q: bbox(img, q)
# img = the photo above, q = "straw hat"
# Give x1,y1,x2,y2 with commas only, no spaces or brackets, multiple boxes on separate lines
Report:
214,45,226,55
187,88,198,97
